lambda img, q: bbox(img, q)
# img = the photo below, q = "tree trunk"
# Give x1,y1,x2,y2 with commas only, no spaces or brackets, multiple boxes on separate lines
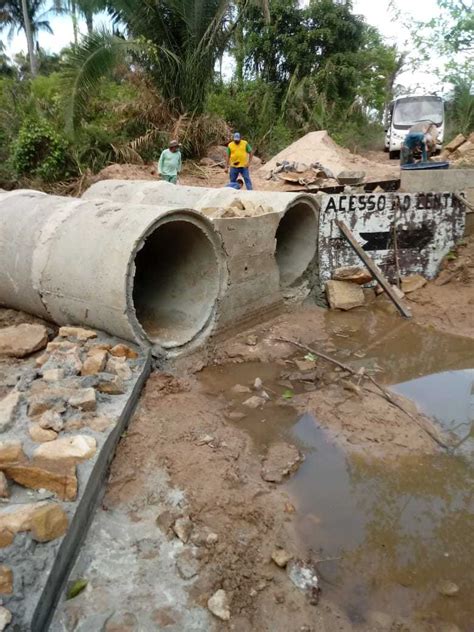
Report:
71,0,79,45
85,10,93,34
235,22,244,88
21,0,37,76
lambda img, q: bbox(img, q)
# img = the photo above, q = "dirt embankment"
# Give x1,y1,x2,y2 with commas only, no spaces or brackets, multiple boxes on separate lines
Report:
407,235,474,339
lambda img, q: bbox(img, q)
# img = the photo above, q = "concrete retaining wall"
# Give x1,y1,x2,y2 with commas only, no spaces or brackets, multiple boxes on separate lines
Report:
84,180,320,337
400,168,474,236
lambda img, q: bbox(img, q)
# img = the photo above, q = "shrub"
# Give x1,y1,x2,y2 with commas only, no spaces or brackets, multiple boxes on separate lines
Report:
12,120,72,181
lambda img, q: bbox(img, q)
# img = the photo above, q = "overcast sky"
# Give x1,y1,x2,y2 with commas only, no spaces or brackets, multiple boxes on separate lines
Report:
2,0,457,94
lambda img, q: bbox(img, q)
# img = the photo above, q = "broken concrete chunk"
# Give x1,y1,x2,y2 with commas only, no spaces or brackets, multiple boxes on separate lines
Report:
29,502,68,542
332,266,372,285
106,356,132,381
34,435,97,463
59,326,97,341
0,324,48,358
81,349,108,376
42,368,65,382
326,280,365,311
176,548,200,580
87,416,112,432
225,411,246,421
231,384,252,394
444,133,466,153
0,565,13,594
0,391,21,433
0,502,68,548
337,170,365,185
68,388,96,411
110,343,139,359
96,374,125,395
43,349,83,377
0,441,25,467
47,340,77,353
39,410,64,432
208,589,231,621
287,559,320,602
436,579,460,597
172,516,193,543
261,442,303,483
4,460,77,501
294,359,316,372
28,391,65,418
401,274,427,294
271,548,293,568
29,424,58,443
242,395,267,409
0,606,12,631
206,532,219,546
0,473,9,499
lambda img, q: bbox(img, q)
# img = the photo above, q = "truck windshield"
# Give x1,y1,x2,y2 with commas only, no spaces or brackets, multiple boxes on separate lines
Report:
393,98,443,127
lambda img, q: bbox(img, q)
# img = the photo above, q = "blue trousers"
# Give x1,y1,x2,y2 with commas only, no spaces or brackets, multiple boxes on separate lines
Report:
230,166,253,190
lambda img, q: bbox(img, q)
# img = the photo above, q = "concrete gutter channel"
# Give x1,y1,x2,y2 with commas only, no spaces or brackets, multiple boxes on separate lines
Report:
0,169,471,629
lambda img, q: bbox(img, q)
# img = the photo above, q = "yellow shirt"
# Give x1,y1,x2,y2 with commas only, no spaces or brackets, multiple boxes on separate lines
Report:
227,140,252,168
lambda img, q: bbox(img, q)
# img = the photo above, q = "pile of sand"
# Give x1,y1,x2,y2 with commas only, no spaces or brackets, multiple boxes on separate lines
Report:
259,130,399,183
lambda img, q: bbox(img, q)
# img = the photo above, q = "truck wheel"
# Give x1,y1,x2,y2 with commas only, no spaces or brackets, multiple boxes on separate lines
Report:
389,150,399,160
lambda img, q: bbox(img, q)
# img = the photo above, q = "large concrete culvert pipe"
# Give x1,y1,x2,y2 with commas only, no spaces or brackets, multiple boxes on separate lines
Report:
0,190,226,356
84,180,319,287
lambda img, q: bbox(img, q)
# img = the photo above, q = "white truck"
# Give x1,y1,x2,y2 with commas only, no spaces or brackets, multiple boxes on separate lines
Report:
384,95,445,159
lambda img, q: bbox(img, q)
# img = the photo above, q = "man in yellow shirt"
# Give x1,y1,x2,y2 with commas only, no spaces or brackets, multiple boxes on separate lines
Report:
225,132,253,190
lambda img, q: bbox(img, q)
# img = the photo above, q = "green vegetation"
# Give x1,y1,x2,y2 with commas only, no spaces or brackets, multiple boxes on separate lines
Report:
0,0,472,187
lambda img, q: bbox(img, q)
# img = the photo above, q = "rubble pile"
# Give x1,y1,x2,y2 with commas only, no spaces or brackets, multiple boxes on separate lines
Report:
440,132,474,166
259,130,398,184
0,321,146,629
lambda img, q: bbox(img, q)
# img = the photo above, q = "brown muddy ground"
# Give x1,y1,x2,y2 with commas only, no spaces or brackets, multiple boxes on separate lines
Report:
407,235,474,339
81,298,474,632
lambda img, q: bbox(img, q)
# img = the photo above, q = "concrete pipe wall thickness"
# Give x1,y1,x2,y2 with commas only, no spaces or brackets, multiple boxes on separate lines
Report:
0,190,227,357
83,180,320,288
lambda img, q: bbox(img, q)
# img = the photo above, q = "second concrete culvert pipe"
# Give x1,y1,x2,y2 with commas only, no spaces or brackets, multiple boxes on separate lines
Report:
0,190,226,357
83,180,319,287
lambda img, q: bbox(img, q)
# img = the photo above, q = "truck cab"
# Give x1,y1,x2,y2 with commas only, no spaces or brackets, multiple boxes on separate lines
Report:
384,95,445,159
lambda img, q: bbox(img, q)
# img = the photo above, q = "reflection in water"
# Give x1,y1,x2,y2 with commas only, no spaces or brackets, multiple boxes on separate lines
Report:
287,415,474,630
392,370,474,453
325,305,474,385
199,307,474,630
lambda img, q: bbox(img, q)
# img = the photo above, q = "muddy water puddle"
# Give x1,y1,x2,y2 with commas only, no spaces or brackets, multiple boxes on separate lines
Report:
198,309,474,629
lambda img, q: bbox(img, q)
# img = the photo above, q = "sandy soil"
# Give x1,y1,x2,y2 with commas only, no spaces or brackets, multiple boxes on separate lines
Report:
408,235,474,339
259,132,399,183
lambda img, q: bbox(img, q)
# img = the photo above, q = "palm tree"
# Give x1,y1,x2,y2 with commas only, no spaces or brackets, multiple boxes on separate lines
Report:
62,0,269,133
0,0,55,75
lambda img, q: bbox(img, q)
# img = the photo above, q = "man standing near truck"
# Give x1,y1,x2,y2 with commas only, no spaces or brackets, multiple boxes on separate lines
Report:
400,121,438,166
225,132,253,190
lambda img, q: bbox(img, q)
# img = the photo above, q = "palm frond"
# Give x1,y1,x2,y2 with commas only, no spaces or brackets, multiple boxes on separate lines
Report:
61,29,177,134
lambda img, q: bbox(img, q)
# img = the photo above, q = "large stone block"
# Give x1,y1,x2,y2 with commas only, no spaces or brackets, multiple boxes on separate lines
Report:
326,280,365,310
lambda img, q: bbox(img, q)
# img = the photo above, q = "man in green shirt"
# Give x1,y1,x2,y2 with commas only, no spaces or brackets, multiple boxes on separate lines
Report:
158,140,182,184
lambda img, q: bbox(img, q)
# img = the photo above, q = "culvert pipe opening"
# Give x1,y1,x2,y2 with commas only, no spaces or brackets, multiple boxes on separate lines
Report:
275,202,318,286
132,219,221,349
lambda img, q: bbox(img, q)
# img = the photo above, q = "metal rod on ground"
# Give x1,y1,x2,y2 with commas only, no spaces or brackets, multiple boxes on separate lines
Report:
335,219,411,319
273,337,450,450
